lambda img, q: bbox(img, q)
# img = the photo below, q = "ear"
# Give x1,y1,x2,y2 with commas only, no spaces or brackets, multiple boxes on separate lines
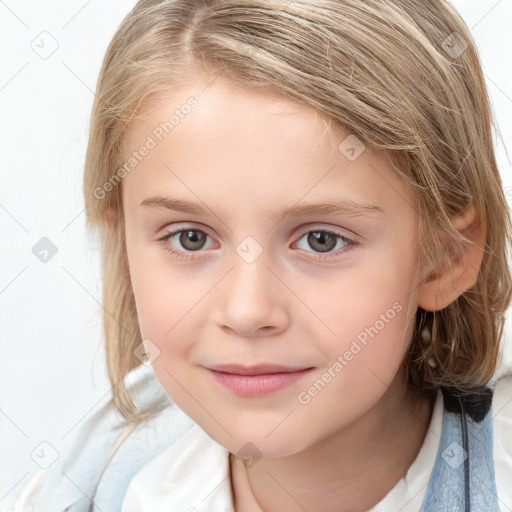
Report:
417,204,485,312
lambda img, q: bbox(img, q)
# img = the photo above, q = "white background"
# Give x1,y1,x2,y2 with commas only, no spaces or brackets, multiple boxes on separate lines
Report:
1,1,511,509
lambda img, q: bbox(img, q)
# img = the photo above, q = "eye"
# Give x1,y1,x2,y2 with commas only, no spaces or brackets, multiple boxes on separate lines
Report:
157,227,214,261
157,226,358,262
294,228,357,260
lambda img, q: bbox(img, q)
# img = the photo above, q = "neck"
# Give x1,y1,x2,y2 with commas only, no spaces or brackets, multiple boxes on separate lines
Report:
230,379,435,512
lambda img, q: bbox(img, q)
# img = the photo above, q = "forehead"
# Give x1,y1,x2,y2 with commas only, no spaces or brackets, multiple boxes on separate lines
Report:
125,75,337,156
121,75,416,222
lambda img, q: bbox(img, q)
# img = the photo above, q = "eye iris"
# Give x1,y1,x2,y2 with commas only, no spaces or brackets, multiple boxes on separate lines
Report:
308,231,337,253
180,230,206,251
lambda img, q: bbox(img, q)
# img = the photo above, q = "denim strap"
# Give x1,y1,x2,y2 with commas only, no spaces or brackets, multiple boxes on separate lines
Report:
420,389,498,512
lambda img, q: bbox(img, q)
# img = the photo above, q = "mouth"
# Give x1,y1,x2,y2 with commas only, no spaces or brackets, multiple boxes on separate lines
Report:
205,364,314,397
207,363,313,375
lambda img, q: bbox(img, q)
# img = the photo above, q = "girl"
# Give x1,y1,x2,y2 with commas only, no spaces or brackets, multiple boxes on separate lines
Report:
15,0,512,511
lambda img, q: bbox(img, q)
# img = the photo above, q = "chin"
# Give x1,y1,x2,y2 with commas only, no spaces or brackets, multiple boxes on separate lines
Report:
201,420,312,461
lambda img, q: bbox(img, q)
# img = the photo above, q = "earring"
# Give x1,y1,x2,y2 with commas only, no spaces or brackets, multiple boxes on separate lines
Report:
420,325,431,342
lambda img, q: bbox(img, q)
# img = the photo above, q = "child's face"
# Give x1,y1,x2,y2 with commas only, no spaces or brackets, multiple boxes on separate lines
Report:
122,73,423,458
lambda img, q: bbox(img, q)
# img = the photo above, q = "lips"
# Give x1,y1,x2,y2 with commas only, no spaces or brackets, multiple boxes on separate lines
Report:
206,364,314,397
207,363,312,375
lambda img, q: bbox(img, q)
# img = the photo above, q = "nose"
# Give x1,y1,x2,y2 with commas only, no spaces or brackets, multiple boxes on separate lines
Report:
214,249,289,338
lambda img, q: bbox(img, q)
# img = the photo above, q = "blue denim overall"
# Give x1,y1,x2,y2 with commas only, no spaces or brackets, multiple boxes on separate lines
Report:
31,369,499,512
421,387,498,512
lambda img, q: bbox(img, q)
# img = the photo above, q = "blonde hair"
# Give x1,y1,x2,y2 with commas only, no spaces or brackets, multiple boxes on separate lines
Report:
84,0,512,422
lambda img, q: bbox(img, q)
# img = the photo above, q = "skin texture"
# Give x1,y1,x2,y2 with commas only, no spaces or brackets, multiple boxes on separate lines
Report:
120,73,484,512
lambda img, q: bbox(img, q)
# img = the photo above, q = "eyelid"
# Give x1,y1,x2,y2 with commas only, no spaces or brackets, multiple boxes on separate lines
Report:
295,223,359,241
157,222,216,243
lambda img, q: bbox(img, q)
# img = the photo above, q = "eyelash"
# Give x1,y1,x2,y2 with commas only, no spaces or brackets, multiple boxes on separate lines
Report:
157,226,358,262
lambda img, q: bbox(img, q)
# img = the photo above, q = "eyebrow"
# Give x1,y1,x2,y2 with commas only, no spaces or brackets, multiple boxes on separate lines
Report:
140,196,384,223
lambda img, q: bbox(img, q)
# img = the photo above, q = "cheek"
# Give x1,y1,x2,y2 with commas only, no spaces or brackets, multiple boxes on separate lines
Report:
319,293,409,395
316,251,416,377
295,289,413,435
128,255,204,410
126,241,187,343
127,244,212,388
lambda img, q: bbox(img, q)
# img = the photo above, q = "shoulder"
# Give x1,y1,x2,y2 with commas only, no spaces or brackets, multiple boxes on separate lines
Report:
14,365,196,512
121,422,232,511
490,371,512,512
490,369,512,431
491,368,512,399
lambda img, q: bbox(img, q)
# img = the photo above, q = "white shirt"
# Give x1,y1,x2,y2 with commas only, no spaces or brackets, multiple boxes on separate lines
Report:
120,374,512,512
